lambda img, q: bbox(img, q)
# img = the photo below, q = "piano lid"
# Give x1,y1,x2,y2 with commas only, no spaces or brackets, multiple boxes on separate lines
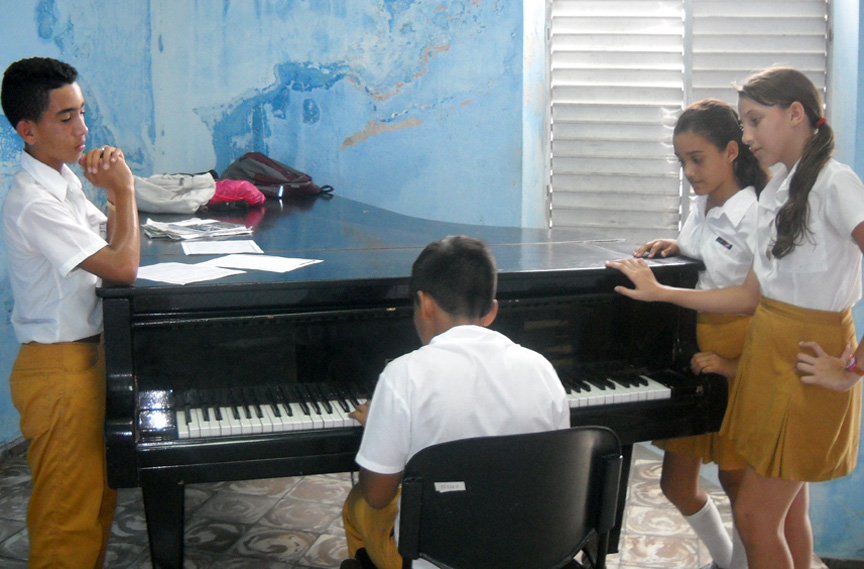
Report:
98,195,702,308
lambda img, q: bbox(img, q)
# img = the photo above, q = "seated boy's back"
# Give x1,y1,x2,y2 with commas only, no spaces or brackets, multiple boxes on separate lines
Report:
358,322,568,476
342,235,569,569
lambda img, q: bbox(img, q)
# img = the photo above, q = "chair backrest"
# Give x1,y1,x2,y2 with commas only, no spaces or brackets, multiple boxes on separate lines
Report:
398,426,622,569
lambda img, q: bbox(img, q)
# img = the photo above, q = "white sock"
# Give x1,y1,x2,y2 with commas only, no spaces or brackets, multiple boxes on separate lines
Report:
685,498,733,568
729,525,748,569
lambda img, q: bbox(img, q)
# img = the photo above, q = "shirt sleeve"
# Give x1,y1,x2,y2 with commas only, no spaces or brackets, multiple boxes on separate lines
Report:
354,364,413,475
825,164,864,238
18,198,107,277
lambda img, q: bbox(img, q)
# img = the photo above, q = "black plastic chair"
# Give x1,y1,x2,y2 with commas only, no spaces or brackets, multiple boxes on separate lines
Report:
396,426,623,569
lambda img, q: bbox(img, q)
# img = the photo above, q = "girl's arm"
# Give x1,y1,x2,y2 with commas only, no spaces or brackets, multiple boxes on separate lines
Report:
605,257,760,314
795,221,864,391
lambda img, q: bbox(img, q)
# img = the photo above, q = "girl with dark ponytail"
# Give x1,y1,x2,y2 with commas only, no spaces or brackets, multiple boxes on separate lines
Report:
737,67,835,259
608,68,864,569
636,99,765,569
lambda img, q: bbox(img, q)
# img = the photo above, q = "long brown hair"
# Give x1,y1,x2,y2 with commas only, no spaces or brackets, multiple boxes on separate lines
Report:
674,99,768,195
737,67,834,259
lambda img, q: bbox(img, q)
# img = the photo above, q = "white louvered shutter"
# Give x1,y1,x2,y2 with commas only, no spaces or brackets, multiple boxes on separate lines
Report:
690,0,829,106
548,0,830,242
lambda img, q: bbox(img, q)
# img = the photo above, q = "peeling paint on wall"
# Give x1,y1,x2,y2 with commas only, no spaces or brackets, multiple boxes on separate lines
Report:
340,117,423,150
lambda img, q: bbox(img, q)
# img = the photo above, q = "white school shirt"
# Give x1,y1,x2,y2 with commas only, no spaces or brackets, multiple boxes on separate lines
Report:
754,159,864,312
677,187,758,291
1,151,108,344
355,325,569,569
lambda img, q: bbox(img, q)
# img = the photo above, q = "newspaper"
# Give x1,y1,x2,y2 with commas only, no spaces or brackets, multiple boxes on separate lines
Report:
141,218,253,240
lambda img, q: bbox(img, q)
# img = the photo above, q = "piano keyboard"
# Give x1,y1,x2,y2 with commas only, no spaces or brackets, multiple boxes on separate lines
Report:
137,382,371,441
137,372,674,442
562,371,672,408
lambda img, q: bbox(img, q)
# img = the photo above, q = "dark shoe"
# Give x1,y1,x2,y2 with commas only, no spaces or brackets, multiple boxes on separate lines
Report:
340,560,363,569
355,548,378,569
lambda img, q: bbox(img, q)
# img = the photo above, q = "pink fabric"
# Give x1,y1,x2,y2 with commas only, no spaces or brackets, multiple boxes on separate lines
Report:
209,179,266,206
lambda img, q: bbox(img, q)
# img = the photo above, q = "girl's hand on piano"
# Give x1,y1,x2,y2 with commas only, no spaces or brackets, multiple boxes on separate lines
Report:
634,239,679,259
605,258,666,302
691,351,738,379
349,401,370,426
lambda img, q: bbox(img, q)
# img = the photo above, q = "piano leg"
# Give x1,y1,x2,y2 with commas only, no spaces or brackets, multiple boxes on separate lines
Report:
141,476,185,569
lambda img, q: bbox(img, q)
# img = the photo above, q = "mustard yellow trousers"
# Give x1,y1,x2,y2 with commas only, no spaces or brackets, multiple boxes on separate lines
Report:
9,341,116,569
343,484,402,569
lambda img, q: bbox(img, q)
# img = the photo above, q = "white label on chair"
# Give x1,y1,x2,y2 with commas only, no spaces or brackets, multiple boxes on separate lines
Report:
434,481,466,493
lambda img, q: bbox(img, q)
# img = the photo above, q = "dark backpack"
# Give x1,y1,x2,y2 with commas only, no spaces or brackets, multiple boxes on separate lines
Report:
220,152,334,198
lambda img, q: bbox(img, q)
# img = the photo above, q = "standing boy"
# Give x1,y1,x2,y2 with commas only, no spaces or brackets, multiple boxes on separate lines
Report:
342,235,570,569
1,56,139,568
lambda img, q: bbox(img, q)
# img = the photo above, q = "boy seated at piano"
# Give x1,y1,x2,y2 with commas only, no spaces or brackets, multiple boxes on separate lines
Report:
341,235,570,569
1,57,139,568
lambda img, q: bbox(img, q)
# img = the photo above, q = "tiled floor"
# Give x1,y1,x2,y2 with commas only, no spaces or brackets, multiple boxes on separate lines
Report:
0,442,829,569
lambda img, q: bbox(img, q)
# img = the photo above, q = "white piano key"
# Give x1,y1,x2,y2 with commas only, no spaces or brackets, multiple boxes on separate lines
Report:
259,404,277,433
267,403,289,432
317,401,341,429
603,378,635,403
304,402,324,429
177,410,190,439
220,406,241,435
247,405,264,434
284,402,315,431
238,405,255,434
639,375,673,400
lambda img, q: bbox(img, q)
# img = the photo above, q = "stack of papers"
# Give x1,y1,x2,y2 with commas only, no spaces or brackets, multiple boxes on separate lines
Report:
142,218,253,240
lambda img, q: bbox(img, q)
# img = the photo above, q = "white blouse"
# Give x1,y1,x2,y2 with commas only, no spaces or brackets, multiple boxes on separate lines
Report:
754,159,864,312
678,186,758,291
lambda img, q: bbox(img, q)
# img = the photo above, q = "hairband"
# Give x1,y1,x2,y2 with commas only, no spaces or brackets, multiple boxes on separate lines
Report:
816,117,827,127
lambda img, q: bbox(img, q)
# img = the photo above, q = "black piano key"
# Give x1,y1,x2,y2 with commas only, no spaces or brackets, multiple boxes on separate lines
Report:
609,374,635,388
264,386,282,418
199,390,214,423
275,385,294,416
181,390,193,424
244,387,264,419
310,384,333,414
345,384,364,407
333,384,353,413
296,384,319,415
232,387,253,419
224,388,241,420
210,391,223,422
585,376,613,391
286,384,311,415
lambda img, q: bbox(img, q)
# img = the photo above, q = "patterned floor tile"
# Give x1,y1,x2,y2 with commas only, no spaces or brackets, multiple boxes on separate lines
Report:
230,526,318,563
0,441,836,569
195,492,282,525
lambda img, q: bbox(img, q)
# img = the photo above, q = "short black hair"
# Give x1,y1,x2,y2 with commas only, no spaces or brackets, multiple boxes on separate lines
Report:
409,235,497,319
1,57,78,129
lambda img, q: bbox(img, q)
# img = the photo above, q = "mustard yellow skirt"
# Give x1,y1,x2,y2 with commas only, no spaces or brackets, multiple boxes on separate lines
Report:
655,313,749,471
720,297,861,481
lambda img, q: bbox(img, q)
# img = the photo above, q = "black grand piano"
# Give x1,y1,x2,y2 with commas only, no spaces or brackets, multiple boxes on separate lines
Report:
99,195,726,568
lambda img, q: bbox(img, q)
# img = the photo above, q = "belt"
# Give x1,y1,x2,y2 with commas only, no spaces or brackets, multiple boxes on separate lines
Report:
76,334,102,343
24,334,102,345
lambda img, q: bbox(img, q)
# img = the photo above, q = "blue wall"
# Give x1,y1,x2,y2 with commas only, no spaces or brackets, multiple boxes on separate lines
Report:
1,0,863,560
808,0,864,560
0,0,533,445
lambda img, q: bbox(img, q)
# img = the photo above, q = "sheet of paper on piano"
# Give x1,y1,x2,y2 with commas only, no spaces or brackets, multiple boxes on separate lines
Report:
182,240,263,255
136,262,245,284
201,254,322,273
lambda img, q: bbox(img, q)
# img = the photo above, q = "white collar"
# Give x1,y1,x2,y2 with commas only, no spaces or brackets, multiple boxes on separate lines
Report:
19,150,80,202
